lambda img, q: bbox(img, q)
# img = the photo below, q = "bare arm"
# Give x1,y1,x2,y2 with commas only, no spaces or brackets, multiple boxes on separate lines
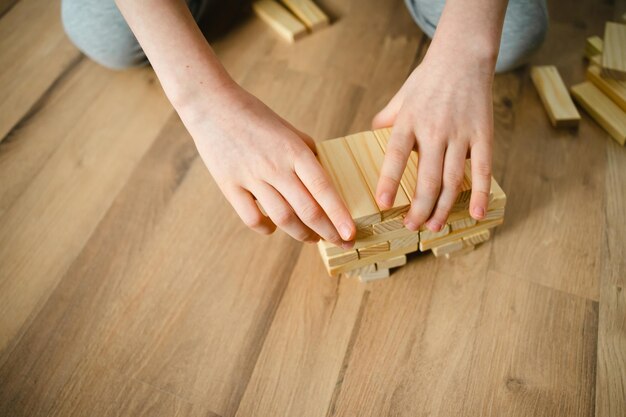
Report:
115,0,356,247
373,0,508,232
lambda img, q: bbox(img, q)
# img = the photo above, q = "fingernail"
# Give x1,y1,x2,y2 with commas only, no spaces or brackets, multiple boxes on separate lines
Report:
379,192,393,207
473,207,485,218
404,220,418,231
339,223,353,240
341,241,354,250
427,220,442,232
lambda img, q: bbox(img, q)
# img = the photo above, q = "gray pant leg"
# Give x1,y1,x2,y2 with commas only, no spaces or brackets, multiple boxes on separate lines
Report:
61,0,209,70
404,0,549,73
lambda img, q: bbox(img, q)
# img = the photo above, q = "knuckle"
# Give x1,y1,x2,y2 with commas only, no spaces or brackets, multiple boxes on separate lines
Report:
379,174,400,187
300,204,325,224
242,212,264,229
308,175,331,196
420,176,441,195
386,147,408,165
473,161,492,178
444,171,464,189
274,209,296,227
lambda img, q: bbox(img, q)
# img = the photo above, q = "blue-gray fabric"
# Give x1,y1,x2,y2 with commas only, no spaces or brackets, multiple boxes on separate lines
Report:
61,0,548,72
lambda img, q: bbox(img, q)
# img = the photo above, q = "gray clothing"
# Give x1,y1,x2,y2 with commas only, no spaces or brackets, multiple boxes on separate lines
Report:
62,0,548,72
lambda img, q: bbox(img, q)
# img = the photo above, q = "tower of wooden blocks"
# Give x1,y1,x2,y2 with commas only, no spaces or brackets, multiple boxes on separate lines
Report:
316,128,507,282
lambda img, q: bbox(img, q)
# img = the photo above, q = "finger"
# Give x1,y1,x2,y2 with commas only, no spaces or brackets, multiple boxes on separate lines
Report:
425,144,468,231
225,186,276,235
275,173,345,246
252,182,319,243
372,89,405,129
469,140,492,220
279,118,317,153
404,140,445,231
294,152,356,242
375,127,414,209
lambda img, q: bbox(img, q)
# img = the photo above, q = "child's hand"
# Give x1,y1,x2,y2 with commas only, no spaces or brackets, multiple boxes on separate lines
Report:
180,83,356,247
372,51,494,232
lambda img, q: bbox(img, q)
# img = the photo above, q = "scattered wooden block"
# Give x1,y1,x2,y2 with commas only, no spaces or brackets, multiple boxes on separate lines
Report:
252,0,308,42
602,22,626,80
444,244,475,259
449,216,477,232
389,232,420,251
281,0,329,32
530,65,581,127
587,65,626,112
585,36,604,58
317,137,381,230
571,81,626,146
463,229,491,246
419,223,450,242
376,255,407,270
431,239,465,257
357,241,390,258
373,216,405,234
359,267,390,282
326,250,358,267
345,131,410,219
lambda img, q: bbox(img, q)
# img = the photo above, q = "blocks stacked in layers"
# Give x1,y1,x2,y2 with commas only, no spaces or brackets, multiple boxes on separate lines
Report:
316,128,507,282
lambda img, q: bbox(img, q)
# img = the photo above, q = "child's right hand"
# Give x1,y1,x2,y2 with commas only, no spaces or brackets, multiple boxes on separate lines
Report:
179,83,356,248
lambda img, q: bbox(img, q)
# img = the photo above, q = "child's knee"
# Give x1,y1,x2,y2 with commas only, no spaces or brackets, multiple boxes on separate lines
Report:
61,0,147,70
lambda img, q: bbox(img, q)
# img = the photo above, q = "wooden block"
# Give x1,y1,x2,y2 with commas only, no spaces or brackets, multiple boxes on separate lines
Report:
328,242,418,275
449,216,477,232
252,0,308,42
280,0,329,32
587,65,626,112
444,244,475,259
463,229,491,246
530,66,581,127
326,250,358,267
359,268,390,282
346,263,376,277
591,54,603,67
482,207,505,222
488,177,507,210
374,128,418,200
389,232,420,251
373,216,405,234
345,131,410,219
419,223,450,242
317,137,381,229
585,36,603,58
318,223,417,257
357,241,390,258
602,22,626,80
419,218,503,251
376,255,407,270
571,81,626,146
431,239,465,257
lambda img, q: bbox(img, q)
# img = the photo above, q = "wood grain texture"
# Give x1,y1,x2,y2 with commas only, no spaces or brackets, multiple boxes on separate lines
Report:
376,255,407,269
280,0,329,31
571,81,626,145
602,22,626,80
585,35,603,58
252,0,307,42
587,64,626,111
530,65,581,127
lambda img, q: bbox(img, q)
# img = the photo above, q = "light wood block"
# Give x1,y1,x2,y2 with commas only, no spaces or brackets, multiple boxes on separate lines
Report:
420,219,503,251
345,131,410,219
359,268,391,282
347,263,376,277
376,255,407,270
357,241,390,258
602,22,626,80
591,54,603,67
281,0,329,32
587,65,626,112
318,223,417,257
431,239,464,257
449,216,477,232
585,36,603,58
252,0,308,42
326,250,358,267
463,229,491,246
571,81,626,146
327,242,418,275
444,244,475,259
317,137,381,229
482,207,505,222
419,223,450,242
374,128,418,200
389,232,420,251
488,177,507,210
530,66,581,127
373,216,405,234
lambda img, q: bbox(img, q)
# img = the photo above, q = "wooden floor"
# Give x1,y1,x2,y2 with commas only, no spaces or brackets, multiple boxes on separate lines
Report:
0,0,624,416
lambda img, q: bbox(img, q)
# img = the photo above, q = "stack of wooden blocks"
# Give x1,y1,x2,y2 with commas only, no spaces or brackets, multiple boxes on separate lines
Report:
316,128,507,282
530,20,626,146
252,0,329,42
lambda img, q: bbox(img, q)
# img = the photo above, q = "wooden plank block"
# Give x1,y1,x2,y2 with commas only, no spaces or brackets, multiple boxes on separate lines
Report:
376,255,407,270
585,36,603,58
587,65,626,112
591,54,603,67
345,131,410,219
317,137,381,229
389,232,420,251
280,0,329,32
357,241,390,259
488,177,507,210
326,249,358,267
359,268,390,282
328,241,418,275
252,0,307,42
419,223,450,241
374,128,418,200
431,239,465,257
449,216,477,232
482,207,505,222
444,244,475,259
571,81,626,146
602,22,626,80
318,223,417,257
420,219,503,251
372,216,405,234
530,66,581,127
463,229,491,246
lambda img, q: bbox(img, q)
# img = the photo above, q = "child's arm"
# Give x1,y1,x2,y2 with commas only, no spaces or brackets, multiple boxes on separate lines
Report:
373,0,508,232
115,0,356,247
